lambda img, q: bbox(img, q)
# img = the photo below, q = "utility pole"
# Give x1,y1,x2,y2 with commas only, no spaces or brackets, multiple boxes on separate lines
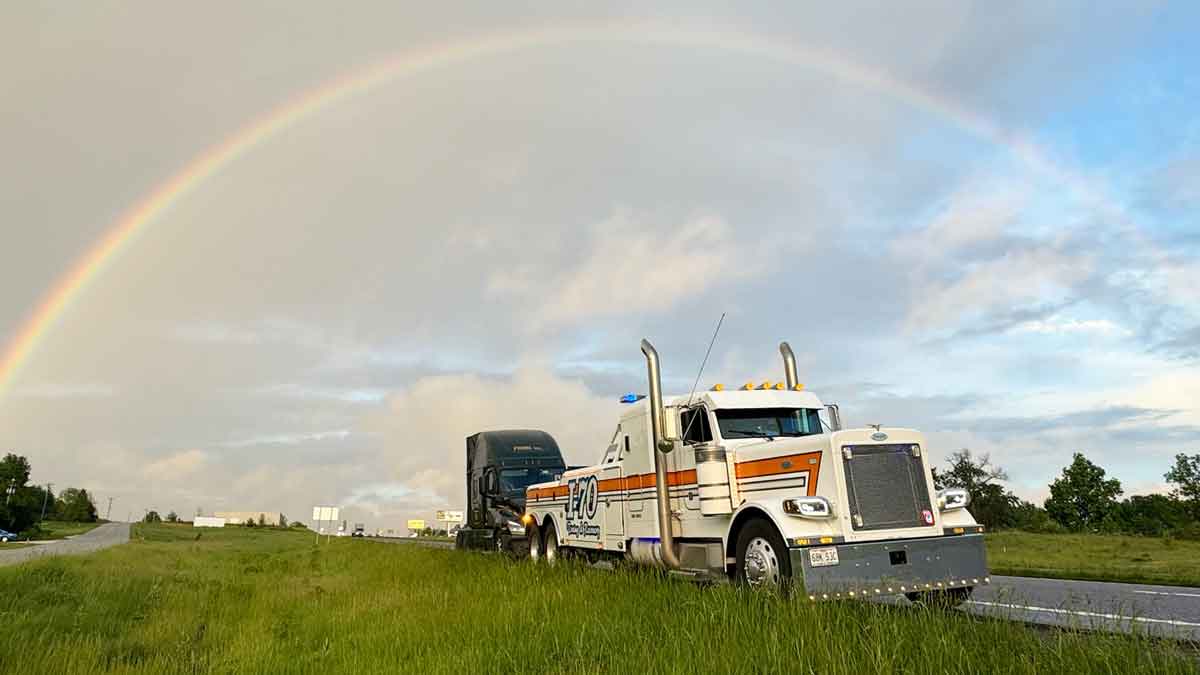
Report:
39,483,53,521
106,497,114,521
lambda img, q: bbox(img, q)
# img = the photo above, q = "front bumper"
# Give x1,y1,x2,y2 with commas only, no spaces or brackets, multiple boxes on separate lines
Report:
790,534,989,598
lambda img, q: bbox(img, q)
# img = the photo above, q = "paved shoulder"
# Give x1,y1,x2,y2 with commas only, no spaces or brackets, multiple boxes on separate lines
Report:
0,522,131,568
968,575,1200,641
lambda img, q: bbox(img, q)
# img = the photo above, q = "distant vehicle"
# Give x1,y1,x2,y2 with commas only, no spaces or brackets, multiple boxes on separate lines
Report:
0,528,17,543
352,523,365,537
455,429,567,555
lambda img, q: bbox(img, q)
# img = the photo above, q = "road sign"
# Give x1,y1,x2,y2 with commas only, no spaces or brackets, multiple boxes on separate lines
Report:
435,510,464,523
407,519,426,530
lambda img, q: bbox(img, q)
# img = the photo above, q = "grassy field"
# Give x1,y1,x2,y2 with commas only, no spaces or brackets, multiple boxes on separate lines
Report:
33,520,102,540
0,542,33,550
0,524,1193,674
987,531,1200,587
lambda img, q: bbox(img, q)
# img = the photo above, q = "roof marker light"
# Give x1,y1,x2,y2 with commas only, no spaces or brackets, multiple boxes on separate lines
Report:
793,383,804,391
742,382,755,390
773,382,784,390
711,383,724,391
620,393,645,404
759,381,771,389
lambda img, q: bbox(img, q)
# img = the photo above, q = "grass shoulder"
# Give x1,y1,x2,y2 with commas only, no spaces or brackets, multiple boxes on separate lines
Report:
31,520,103,541
0,524,1193,674
0,542,34,550
986,530,1200,587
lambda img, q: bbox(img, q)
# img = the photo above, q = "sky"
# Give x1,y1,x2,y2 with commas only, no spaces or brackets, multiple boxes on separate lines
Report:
1,2,1198,528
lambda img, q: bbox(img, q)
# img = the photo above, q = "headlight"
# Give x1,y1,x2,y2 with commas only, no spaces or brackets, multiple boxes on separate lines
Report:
505,520,526,535
937,489,970,511
782,496,834,519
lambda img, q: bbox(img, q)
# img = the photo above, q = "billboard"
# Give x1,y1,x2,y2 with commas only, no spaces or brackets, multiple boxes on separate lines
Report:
312,506,340,522
435,510,464,523
407,519,426,530
193,516,226,528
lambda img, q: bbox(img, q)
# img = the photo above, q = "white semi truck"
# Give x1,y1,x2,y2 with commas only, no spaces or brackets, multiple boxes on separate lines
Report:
523,340,989,603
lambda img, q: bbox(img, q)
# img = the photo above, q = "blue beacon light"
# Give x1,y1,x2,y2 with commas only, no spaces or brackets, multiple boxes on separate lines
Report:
620,393,645,404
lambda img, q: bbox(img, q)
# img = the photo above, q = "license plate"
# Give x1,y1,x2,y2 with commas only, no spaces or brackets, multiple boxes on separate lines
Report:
809,546,839,567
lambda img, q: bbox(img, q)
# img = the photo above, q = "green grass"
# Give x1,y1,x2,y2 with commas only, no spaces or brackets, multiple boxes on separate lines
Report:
32,520,102,540
0,523,1193,674
987,531,1200,587
0,542,33,550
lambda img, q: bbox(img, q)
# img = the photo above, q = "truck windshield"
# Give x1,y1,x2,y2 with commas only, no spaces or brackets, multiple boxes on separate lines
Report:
715,408,823,439
499,467,559,493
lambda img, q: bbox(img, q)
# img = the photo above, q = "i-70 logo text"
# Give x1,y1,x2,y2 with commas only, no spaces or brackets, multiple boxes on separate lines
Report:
566,475,598,521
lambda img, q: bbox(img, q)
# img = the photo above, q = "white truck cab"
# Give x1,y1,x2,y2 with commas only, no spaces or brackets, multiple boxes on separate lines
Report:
524,340,989,602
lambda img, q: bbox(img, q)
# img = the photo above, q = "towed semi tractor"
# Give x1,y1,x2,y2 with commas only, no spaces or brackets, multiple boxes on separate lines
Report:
522,340,989,603
455,429,567,555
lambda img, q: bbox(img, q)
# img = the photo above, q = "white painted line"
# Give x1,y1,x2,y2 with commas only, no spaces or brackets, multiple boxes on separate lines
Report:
1133,590,1200,598
967,600,1200,628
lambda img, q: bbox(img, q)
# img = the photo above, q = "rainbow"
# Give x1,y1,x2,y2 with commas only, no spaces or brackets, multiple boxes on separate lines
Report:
0,21,1138,396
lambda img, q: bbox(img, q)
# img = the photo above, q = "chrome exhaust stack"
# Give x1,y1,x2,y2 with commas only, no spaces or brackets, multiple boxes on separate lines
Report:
640,338,681,570
779,342,799,390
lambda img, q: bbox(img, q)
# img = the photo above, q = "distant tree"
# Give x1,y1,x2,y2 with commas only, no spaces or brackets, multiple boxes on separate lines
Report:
290,521,307,529
932,449,1020,529
0,454,41,533
55,488,98,523
258,514,266,527
143,510,162,523
1102,494,1189,537
1165,453,1200,521
166,511,179,523
1011,500,1064,534
1044,453,1122,531
244,516,256,528
421,527,433,537
278,514,288,528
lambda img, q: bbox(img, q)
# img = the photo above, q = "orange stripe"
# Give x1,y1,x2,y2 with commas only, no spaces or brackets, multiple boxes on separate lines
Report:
527,452,823,500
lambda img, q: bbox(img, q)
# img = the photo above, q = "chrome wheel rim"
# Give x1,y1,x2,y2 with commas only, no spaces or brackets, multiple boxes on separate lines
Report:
529,530,541,561
545,532,559,565
744,536,781,588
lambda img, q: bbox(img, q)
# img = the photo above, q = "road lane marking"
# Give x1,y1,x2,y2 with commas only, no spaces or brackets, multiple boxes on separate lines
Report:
1133,590,1200,598
967,600,1200,628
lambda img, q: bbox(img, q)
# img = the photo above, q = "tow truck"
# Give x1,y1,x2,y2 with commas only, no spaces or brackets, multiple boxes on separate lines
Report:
523,340,989,603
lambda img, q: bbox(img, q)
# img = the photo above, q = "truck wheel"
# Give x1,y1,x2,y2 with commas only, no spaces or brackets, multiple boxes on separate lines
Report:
734,518,791,592
543,521,560,565
528,524,543,562
907,586,973,608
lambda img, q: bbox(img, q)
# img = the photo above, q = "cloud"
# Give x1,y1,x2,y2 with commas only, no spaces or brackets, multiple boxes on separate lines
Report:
489,211,763,329
142,449,208,482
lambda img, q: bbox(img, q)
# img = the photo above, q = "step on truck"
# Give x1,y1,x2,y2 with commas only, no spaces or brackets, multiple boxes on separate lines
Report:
523,340,989,603
455,429,568,555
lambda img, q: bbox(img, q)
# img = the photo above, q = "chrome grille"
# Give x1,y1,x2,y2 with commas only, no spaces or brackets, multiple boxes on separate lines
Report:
842,443,933,531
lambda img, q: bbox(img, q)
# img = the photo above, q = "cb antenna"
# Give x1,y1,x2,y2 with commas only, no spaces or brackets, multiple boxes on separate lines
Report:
685,312,726,410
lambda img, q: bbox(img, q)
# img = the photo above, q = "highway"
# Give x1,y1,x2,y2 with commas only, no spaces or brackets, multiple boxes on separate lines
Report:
0,522,130,567
370,536,1200,641
968,575,1200,642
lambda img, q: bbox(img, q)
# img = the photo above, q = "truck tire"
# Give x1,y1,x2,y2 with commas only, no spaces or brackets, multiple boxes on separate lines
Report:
734,518,792,592
528,523,543,562
542,521,560,565
907,586,973,608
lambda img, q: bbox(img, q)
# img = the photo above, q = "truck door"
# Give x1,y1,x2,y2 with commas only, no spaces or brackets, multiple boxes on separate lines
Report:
601,434,627,550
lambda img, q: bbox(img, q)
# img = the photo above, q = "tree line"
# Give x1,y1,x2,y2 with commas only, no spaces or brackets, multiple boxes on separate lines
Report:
0,453,98,533
934,450,1200,538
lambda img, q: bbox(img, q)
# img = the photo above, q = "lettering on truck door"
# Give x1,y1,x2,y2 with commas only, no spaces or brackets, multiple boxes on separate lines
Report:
565,471,602,543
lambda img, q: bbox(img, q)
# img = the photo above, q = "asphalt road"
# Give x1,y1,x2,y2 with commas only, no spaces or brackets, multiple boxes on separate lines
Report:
369,537,1199,641
968,575,1200,642
0,522,131,567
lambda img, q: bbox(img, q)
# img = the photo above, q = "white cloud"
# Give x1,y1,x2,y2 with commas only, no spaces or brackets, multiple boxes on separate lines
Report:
1010,317,1131,337
142,449,208,482
491,211,759,328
